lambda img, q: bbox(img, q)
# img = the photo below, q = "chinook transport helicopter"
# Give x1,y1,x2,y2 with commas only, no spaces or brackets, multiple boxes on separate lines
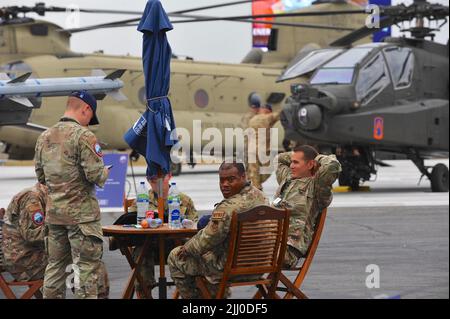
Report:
278,0,449,192
0,0,371,174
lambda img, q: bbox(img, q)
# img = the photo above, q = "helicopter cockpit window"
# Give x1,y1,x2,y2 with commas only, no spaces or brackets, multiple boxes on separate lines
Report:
279,49,343,81
383,47,414,89
355,53,390,105
323,48,372,68
310,48,372,85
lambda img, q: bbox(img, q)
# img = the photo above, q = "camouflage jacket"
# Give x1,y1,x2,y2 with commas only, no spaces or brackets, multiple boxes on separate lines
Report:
1,183,48,276
34,117,109,225
184,184,268,271
248,112,280,130
247,112,280,154
274,153,341,256
240,112,256,129
129,191,198,222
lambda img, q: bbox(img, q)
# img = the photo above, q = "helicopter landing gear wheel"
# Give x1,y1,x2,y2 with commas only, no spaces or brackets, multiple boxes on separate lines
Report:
336,146,375,191
430,164,449,192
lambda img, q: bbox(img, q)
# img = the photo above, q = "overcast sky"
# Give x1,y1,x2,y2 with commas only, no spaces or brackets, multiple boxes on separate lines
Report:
1,0,448,63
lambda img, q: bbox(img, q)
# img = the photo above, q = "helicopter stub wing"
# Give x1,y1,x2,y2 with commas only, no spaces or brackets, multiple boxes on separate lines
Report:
0,104,32,126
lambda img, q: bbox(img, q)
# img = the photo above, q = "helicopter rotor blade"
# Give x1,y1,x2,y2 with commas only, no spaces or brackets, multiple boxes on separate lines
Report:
61,8,364,34
59,18,141,33
173,0,260,14
329,0,449,46
73,0,263,15
57,1,264,33
89,18,356,32
1,1,263,16
169,9,366,24
170,14,356,31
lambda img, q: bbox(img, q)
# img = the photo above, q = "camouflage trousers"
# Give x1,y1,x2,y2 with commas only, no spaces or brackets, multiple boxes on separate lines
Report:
131,239,175,298
168,246,227,299
247,160,272,190
43,222,109,299
7,268,46,283
132,245,156,298
283,245,303,270
5,253,47,282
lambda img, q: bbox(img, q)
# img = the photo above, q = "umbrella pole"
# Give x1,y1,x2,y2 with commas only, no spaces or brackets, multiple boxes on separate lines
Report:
157,170,165,220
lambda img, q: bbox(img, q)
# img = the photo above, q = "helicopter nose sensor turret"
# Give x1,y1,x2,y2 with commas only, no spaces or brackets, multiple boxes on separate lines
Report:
287,83,338,132
297,104,322,131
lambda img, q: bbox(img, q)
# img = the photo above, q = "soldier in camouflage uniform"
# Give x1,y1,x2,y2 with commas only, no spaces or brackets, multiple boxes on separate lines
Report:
272,145,341,269
247,104,280,190
128,174,198,298
1,183,48,282
168,162,268,299
240,103,260,129
34,91,110,299
242,94,261,174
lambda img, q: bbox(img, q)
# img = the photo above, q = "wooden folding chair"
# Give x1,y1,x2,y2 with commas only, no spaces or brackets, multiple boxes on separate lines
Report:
192,205,290,299
255,208,328,299
0,210,43,299
0,274,43,299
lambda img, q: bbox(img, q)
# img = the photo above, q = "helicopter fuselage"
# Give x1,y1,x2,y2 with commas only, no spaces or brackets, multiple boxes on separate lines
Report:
281,39,449,157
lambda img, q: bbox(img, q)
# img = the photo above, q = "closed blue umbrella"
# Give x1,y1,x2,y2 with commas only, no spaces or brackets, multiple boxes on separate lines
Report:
124,0,177,178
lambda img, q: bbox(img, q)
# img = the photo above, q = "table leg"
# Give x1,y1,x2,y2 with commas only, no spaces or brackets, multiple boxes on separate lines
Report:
118,237,152,299
158,235,167,299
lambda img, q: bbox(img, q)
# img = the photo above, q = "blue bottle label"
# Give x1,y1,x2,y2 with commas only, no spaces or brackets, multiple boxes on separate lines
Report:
171,209,180,221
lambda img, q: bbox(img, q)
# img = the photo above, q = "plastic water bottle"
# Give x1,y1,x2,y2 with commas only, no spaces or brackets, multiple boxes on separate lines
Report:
168,182,180,202
168,199,181,229
168,182,184,221
136,181,149,223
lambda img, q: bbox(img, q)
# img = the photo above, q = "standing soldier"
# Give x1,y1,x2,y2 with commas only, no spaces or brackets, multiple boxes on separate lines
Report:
272,145,341,268
34,90,110,299
1,183,48,283
247,104,280,190
241,93,261,129
242,93,261,173
168,162,268,298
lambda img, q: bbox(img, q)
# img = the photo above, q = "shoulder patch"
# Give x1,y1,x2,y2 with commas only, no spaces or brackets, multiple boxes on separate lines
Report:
211,211,225,221
32,211,45,226
93,142,103,157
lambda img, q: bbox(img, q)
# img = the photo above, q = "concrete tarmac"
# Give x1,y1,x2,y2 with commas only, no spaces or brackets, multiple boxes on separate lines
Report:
0,159,448,299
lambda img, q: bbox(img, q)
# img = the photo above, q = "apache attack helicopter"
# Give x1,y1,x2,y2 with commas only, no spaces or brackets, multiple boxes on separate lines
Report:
278,0,449,192
0,0,370,174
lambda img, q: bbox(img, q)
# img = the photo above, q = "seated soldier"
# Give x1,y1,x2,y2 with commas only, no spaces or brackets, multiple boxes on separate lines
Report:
1,183,48,282
1,183,109,298
128,173,198,298
272,145,341,269
168,161,268,299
